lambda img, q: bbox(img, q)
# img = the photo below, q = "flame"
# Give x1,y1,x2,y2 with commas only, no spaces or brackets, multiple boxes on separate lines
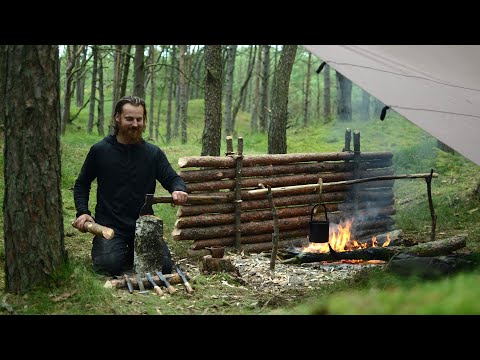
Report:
303,219,391,253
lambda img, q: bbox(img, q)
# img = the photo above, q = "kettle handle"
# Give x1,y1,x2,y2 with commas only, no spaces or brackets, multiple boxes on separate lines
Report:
310,203,328,222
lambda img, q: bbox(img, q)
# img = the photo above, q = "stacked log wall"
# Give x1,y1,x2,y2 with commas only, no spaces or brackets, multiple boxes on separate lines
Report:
173,131,396,255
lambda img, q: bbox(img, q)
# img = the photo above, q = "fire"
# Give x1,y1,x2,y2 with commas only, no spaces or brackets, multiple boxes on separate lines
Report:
303,219,391,253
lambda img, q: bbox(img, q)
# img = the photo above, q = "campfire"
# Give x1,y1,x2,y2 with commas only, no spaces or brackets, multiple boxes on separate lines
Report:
303,218,392,254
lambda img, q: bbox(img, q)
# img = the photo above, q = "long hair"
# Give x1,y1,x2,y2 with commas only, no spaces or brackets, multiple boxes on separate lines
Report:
113,95,147,135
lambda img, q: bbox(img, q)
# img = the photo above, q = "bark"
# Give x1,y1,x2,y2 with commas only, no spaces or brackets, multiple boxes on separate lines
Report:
178,159,393,182
179,151,393,168
75,46,87,107
4,45,67,294
268,45,298,154
202,256,237,273
133,45,145,99
284,235,467,264
201,45,223,156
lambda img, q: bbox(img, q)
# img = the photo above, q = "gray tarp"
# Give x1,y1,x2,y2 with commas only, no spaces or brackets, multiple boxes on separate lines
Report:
303,45,480,166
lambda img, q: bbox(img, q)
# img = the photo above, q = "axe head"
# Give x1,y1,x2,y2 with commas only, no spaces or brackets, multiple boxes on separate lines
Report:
139,194,154,216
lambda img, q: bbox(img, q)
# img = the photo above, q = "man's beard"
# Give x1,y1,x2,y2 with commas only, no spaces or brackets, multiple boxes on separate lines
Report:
119,126,144,143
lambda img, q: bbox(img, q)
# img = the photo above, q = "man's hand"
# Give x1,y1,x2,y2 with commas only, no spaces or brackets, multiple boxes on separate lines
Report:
172,191,188,205
73,214,95,232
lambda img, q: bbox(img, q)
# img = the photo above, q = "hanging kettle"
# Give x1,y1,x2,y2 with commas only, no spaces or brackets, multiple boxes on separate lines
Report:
309,203,330,243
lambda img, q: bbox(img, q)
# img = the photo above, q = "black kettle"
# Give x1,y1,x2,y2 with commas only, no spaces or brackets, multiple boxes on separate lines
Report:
309,203,330,243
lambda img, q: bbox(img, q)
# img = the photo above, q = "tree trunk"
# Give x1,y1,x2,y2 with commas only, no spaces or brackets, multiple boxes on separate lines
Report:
148,45,155,140
223,45,237,136
179,45,188,144
360,89,370,121
119,45,132,99
336,71,352,121
97,49,105,136
259,45,270,133
268,45,298,154
75,46,87,107
133,45,145,99
201,45,223,156
4,45,67,294
303,51,312,126
251,46,262,133
166,45,176,144
323,63,331,122
109,45,122,135
87,45,97,134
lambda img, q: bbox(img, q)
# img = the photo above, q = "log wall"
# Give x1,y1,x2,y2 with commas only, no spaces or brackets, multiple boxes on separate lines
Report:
174,130,396,256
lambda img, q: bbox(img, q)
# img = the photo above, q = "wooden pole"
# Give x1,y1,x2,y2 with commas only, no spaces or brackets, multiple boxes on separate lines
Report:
426,168,437,241
343,128,351,151
225,135,234,155
353,130,361,214
267,186,280,270
234,137,244,250
247,173,438,196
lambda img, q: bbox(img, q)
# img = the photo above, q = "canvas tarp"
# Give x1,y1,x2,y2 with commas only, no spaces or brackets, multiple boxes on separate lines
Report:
303,45,480,166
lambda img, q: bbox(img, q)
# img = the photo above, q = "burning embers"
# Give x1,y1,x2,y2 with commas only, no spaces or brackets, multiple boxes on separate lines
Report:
303,219,391,254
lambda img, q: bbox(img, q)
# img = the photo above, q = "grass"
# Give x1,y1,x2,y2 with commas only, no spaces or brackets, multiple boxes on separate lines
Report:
1,102,480,315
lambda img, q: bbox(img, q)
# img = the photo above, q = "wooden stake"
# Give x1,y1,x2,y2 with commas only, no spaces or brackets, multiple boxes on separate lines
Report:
234,137,244,250
426,168,437,241
267,186,280,270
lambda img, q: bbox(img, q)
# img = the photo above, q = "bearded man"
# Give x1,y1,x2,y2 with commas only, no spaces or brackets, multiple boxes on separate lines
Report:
73,95,188,275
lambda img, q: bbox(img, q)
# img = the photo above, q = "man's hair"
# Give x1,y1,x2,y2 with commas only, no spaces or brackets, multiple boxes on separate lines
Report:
113,95,147,135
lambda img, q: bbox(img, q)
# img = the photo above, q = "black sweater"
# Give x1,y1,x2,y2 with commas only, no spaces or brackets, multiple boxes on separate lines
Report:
74,135,187,237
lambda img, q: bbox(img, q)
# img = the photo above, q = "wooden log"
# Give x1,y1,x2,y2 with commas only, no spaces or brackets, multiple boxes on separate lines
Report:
173,213,395,241
175,204,396,229
109,273,186,290
177,192,347,216
134,215,171,274
188,238,309,257
178,151,393,168
177,190,393,217
248,172,438,196
202,255,237,273
283,235,467,264
185,168,394,192
190,229,309,249
178,159,393,182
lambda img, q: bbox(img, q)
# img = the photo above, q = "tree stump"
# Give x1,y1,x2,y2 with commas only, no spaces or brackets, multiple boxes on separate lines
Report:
202,255,237,273
134,215,172,274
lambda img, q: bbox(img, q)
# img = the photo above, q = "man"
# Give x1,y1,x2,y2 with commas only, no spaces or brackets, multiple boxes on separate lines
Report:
73,95,188,276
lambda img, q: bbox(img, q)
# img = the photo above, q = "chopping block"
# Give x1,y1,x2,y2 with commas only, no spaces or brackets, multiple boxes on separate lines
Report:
202,255,237,274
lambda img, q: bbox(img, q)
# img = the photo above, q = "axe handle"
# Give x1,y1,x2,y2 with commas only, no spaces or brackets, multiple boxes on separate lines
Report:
152,195,229,205
80,221,115,240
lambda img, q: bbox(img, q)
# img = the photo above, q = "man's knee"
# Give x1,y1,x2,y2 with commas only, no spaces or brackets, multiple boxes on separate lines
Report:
92,251,130,276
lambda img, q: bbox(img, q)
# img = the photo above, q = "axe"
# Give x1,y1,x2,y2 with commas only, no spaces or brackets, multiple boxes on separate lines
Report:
71,219,114,240
139,193,229,216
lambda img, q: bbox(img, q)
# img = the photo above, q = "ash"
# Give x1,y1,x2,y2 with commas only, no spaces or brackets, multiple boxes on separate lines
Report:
228,251,385,294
